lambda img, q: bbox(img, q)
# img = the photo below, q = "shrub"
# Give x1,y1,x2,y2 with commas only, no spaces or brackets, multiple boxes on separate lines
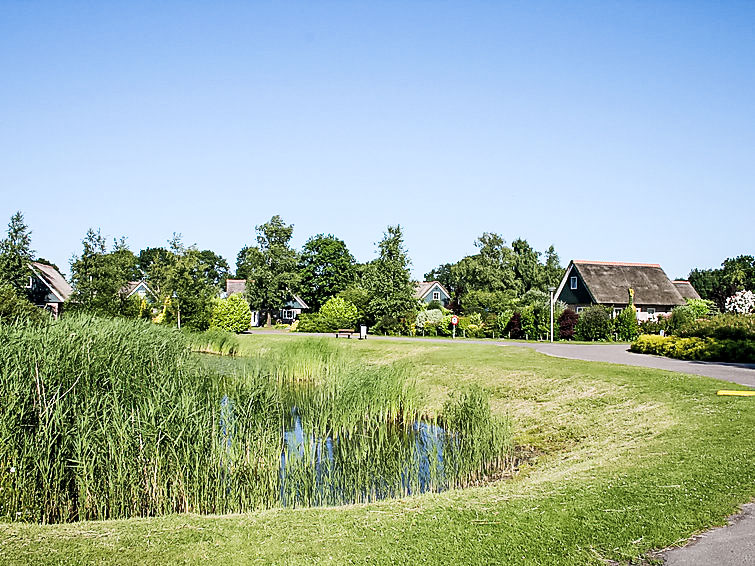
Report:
668,298,717,334
416,309,444,333
575,305,612,341
426,299,444,311
614,305,639,341
677,313,755,342
558,309,579,340
631,333,755,363
296,312,326,333
319,296,359,331
210,294,252,333
0,284,47,324
638,316,669,335
505,312,522,339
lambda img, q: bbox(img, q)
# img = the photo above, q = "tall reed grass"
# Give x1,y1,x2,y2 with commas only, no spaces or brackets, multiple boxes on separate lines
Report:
0,320,513,523
185,328,240,356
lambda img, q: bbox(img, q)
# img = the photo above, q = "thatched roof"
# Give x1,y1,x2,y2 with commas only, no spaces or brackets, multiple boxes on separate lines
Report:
673,280,701,301
29,262,73,303
570,260,685,306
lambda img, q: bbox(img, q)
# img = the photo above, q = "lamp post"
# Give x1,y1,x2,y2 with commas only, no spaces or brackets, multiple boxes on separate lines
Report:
172,291,181,330
548,286,556,343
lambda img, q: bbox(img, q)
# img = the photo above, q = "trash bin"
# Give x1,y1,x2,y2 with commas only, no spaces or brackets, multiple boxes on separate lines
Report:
359,325,367,340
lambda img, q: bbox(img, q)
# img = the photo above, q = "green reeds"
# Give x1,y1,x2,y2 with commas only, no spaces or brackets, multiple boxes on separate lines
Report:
185,329,240,356
0,320,513,523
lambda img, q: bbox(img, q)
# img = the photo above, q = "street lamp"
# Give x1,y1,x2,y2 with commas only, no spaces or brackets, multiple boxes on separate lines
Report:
172,291,181,330
548,286,556,343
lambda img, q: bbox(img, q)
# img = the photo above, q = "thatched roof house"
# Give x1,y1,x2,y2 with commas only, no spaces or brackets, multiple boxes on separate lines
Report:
556,260,688,320
414,281,451,307
28,261,73,317
672,280,701,301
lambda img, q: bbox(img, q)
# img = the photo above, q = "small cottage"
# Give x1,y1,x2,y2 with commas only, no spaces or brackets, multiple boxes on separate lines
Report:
414,281,451,308
27,261,73,317
224,279,259,326
556,260,688,321
279,295,309,324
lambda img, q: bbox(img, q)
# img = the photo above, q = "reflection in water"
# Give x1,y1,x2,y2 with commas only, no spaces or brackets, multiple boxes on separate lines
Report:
280,407,449,507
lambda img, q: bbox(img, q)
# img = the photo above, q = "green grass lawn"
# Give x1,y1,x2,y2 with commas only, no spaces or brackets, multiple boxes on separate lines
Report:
2,335,753,565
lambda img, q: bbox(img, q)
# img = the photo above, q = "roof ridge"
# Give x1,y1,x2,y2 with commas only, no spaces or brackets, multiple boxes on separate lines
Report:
673,280,690,283
573,260,662,268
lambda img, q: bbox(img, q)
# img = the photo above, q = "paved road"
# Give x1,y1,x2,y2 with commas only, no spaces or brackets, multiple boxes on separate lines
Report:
661,504,755,566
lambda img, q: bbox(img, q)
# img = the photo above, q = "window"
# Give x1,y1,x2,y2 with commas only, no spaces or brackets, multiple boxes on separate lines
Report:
647,308,655,315
282,309,295,320
570,276,577,290
576,306,585,314
613,308,623,318
25,276,33,289
432,291,440,301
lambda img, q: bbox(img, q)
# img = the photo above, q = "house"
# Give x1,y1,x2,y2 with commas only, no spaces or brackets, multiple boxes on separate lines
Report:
279,295,309,324
556,260,687,321
672,280,701,301
27,261,73,317
120,280,157,302
223,279,260,327
414,281,451,308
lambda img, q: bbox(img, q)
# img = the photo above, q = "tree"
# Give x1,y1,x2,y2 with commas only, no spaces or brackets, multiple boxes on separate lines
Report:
362,225,417,325
0,211,34,293
297,234,356,311
0,284,46,324
512,238,541,293
210,294,252,332
540,245,563,290
238,216,300,323
319,296,359,331
198,250,230,288
138,247,175,295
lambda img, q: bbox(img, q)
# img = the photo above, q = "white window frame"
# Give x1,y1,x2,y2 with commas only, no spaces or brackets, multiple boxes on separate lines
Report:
575,306,585,314
282,309,295,320
613,307,623,318
432,291,440,301
570,276,578,290
25,276,33,289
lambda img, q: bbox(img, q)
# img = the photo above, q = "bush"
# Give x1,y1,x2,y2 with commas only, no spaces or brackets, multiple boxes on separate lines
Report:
725,290,755,314
631,333,755,363
296,312,326,333
0,284,47,324
638,316,670,335
575,305,612,341
416,309,444,334
319,296,359,331
677,313,755,342
426,299,444,311
614,305,639,341
505,312,522,339
558,309,579,340
210,294,252,333
668,298,717,334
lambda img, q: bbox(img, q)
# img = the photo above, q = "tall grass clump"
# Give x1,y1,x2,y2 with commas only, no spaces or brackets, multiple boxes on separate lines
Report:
185,328,240,356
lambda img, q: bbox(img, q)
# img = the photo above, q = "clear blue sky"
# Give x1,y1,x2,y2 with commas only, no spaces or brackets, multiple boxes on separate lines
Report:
2,1,753,280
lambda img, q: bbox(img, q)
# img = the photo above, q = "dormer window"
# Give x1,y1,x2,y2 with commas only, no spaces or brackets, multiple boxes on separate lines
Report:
570,276,578,290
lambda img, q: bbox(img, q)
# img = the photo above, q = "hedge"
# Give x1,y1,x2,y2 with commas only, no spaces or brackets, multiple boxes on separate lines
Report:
630,334,755,363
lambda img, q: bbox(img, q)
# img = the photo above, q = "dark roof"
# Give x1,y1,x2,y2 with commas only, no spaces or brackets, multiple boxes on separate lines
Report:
29,262,73,303
568,260,685,306
226,279,246,296
414,281,450,300
673,280,701,301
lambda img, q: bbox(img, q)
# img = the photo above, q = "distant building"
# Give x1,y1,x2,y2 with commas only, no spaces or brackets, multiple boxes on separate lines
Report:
119,280,157,302
224,279,259,327
279,295,309,324
414,281,451,308
556,260,688,321
27,262,73,317
672,280,701,301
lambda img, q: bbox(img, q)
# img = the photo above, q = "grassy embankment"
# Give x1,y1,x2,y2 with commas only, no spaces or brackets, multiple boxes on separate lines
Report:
1,332,754,565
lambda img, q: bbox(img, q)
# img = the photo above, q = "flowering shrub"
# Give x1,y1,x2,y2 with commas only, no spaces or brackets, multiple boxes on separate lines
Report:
725,290,755,314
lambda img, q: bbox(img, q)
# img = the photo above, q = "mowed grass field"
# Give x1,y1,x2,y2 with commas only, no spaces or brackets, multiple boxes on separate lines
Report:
2,334,753,565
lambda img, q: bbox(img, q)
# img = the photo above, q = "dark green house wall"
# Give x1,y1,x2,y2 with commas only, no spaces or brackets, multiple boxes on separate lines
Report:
557,266,592,305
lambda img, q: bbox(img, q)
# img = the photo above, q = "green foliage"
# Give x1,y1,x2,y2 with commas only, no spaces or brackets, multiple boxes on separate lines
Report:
318,296,359,331
210,294,252,333
462,289,516,315
687,255,755,311
631,333,755,363
295,312,326,333
676,313,755,341
0,284,47,324
668,298,717,333
638,317,669,335
425,299,443,311
237,216,300,322
0,211,34,294
185,328,240,355
613,305,639,341
574,305,612,341
297,234,356,311
361,225,417,325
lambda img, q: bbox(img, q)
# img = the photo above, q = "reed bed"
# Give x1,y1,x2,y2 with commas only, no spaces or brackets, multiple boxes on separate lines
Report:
0,320,513,523
185,328,240,356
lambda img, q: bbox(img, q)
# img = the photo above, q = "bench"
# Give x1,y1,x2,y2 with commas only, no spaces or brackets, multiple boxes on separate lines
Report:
335,329,355,338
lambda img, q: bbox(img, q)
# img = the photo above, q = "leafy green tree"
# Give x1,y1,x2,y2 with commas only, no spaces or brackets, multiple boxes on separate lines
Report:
362,225,417,325
138,247,175,295
0,211,34,293
512,238,541,293
210,294,252,333
319,296,359,331
614,305,639,341
0,284,46,324
575,305,612,341
69,230,137,316
297,234,356,311
237,215,300,324
198,250,230,288
160,235,219,330
540,245,563,289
